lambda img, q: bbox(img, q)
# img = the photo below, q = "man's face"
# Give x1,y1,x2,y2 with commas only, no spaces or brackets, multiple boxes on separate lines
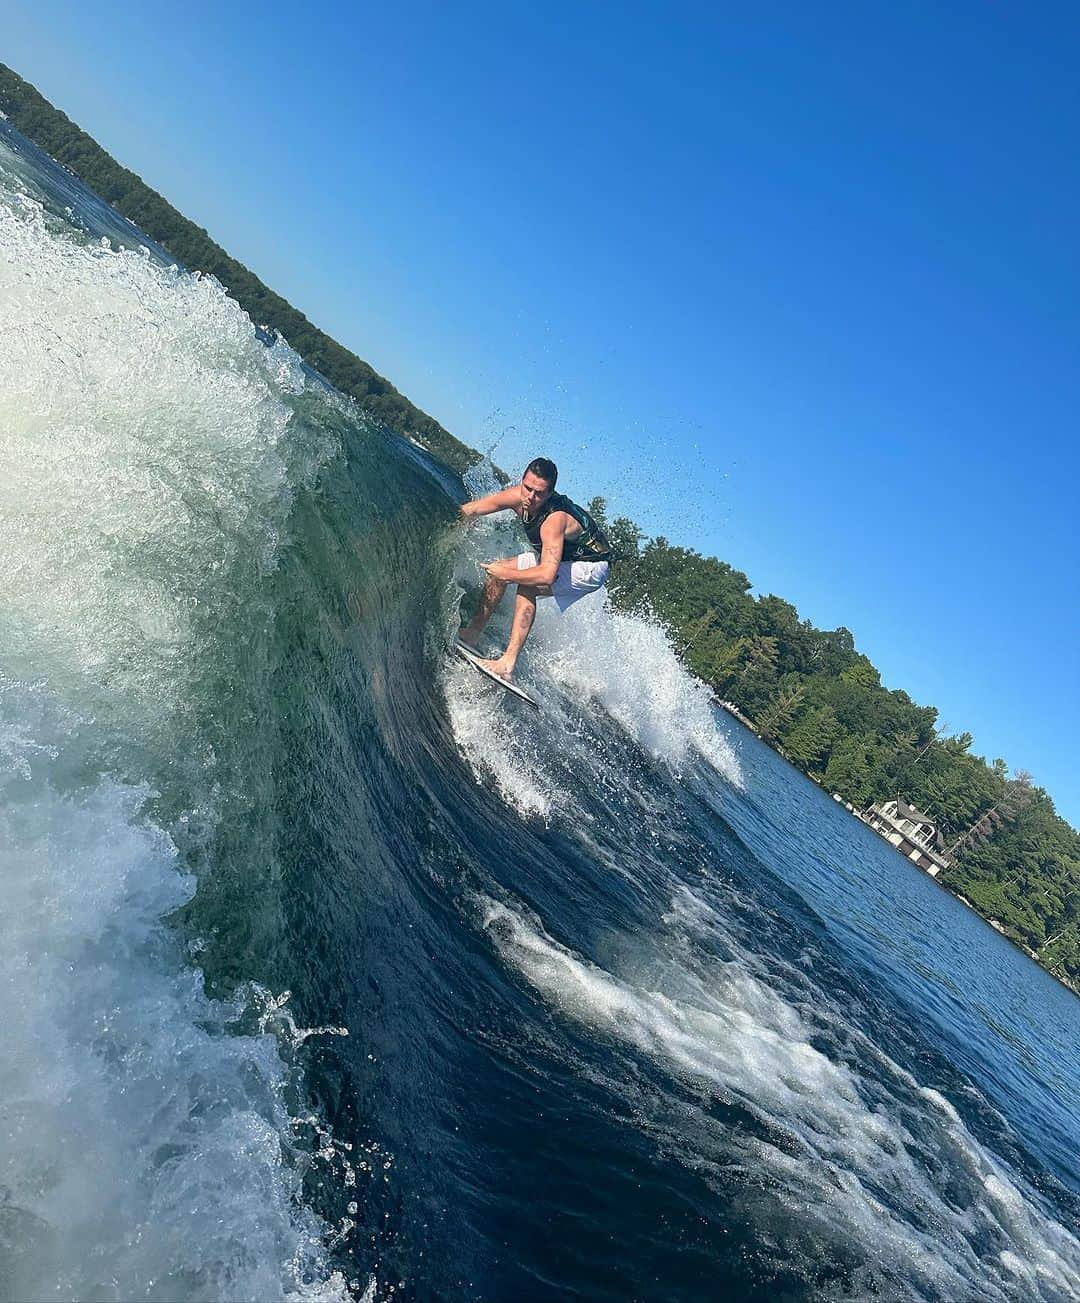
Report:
520,472,554,513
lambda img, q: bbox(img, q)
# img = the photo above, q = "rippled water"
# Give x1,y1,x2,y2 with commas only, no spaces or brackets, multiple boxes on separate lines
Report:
1,119,1077,1302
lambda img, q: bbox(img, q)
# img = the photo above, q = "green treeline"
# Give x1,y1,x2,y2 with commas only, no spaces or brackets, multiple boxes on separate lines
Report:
0,63,480,473
589,499,1080,992
5,65,1076,995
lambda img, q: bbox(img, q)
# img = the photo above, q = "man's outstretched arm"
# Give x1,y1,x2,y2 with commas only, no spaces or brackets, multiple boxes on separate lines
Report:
459,486,520,518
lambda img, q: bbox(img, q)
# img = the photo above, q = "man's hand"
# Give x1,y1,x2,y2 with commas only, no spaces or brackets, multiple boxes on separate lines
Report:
483,516,567,588
481,559,517,581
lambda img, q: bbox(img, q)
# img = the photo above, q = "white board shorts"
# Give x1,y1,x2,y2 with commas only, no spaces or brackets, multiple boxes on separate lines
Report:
517,551,609,612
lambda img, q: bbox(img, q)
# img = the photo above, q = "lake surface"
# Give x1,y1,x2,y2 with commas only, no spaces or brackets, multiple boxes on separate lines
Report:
2,117,1077,1302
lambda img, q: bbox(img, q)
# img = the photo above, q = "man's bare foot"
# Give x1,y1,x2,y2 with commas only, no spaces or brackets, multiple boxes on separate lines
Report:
476,656,515,682
457,627,480,648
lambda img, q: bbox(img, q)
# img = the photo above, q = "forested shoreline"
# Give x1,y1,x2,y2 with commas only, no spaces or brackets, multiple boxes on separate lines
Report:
4,65,1076,992
590,500,1080,992
0,63,481,474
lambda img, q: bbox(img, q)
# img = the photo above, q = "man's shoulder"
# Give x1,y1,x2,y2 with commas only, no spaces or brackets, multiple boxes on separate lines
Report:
540,503,573,531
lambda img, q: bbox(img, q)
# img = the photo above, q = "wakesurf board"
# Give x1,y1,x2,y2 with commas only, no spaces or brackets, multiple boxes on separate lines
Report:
454,639,540,709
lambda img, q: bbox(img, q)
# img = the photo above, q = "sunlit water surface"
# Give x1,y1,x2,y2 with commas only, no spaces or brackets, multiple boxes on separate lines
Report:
1,119,1077,1302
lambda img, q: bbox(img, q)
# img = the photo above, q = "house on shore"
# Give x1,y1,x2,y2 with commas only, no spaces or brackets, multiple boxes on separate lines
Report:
858,798,953,877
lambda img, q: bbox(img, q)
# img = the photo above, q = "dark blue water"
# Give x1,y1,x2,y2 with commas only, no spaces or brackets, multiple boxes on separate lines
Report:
708,728,1080,1188
2,118,1077,1302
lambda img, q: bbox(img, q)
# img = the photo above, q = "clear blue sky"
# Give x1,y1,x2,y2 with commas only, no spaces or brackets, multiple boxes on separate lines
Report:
6,1,1079,824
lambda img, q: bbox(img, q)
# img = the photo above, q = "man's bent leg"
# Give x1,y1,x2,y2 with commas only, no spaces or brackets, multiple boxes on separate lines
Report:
459,561,514,646
479,588,540,680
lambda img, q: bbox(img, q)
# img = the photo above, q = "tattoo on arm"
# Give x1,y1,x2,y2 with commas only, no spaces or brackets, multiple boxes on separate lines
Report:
540,519,566,577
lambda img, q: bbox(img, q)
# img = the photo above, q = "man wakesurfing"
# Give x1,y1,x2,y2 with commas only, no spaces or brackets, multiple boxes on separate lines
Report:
458,457,612,681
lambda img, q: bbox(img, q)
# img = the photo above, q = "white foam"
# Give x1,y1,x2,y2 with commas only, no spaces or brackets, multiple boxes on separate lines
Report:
0,681,349,1302
442,657,558,817
444,469,742,818
537,593,743,782
481,894,1080,1300
0,180,324,731
0,167,351,1299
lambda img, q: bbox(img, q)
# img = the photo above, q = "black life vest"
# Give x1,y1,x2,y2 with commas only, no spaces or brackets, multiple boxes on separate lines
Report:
521,492,611,564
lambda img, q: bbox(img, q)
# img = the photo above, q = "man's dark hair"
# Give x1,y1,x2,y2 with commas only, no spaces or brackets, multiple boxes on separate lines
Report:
525,457,558,487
